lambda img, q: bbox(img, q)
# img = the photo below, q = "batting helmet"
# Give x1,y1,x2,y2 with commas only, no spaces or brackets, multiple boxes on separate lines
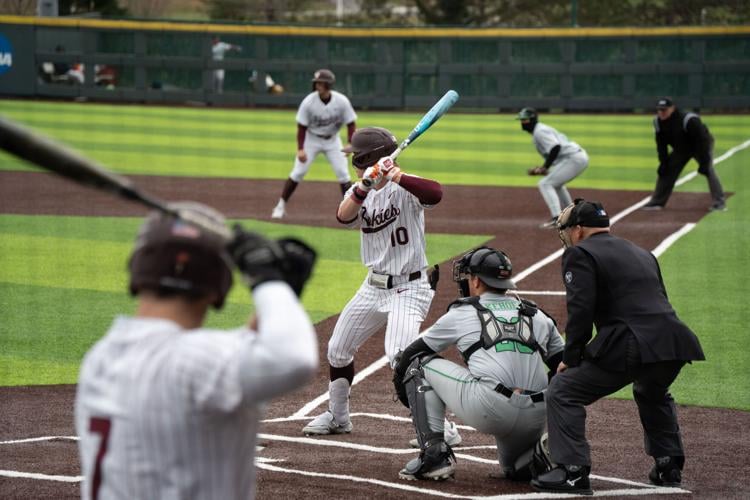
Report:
342,127,398,169
311,68,335,90
128,202,234,309
453,246,516,297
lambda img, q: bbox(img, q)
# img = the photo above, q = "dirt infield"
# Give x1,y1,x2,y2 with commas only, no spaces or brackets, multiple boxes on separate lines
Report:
1,171,748,499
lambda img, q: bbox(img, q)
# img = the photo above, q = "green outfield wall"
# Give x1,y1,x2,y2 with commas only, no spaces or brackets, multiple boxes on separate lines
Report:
0,15,749,110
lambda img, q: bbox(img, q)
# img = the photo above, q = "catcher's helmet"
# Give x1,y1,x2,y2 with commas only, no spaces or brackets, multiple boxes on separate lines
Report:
128,202,233,309
453,246,516,297
311,68,335,89
342,127,398,169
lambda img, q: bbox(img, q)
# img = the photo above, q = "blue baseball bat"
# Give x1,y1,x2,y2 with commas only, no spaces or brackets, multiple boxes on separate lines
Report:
390,89,459,160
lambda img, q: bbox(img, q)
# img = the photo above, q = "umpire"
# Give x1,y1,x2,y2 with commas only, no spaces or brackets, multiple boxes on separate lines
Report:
531,199,704,495
643,97,726,211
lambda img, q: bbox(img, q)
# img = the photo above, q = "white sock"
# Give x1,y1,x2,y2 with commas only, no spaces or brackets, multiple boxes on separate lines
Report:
328,378,351,424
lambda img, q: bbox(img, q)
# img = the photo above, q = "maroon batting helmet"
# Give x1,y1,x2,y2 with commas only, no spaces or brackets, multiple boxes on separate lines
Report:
311,68,335,90
342,127,398,169
128,202,233,309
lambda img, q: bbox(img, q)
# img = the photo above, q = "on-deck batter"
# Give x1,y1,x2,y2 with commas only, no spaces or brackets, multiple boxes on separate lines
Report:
301,127,459,444
517,108,589,228
75,203,318,500
271,69,357,219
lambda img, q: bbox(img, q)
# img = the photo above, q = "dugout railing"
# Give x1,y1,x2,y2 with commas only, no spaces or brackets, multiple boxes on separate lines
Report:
1,16,749,111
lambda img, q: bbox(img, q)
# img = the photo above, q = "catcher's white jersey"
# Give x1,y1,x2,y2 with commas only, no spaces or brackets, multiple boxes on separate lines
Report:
296,90,356,138
344,181,430,276
75,283,317,500
532,122,582,160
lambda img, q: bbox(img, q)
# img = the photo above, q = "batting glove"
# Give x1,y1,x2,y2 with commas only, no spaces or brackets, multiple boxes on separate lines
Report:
360,165,383,189
376,157,401,181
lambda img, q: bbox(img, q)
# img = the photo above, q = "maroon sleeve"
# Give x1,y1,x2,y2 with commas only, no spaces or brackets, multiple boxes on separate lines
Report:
347,122,356,143
297,124,307,150
398,174,442,205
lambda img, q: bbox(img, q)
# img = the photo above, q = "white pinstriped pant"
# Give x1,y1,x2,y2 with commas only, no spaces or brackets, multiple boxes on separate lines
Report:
328,273,434,369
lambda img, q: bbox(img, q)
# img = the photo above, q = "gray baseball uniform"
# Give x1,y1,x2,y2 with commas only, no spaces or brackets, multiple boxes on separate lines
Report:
532,122,589,218
420,292,564,468
75,282,317,500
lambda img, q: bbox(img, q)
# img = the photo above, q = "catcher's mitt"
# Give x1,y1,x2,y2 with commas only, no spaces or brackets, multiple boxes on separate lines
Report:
527,166,548,176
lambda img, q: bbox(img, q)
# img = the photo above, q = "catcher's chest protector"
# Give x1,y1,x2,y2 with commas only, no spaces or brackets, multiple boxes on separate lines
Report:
456,297,540,363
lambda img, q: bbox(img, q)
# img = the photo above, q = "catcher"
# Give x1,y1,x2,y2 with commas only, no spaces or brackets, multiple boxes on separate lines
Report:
517,108,589,228
392,246,564,482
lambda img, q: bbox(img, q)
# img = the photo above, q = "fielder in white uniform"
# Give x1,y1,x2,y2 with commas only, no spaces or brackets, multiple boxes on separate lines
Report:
301,127,461,443
393,247,565,481
75,202,318,500
271,68,357,219
211,36,241,94
517,108,589,228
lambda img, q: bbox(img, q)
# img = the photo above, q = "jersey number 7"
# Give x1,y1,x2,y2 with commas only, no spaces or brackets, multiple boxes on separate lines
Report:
89,417,112,500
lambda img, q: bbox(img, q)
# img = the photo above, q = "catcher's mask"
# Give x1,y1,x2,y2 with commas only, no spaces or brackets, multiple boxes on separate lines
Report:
557,198,610,248
342,127,398,169
128,202,233,309
452,247,516,298
516,107,538,133
311,68,335,90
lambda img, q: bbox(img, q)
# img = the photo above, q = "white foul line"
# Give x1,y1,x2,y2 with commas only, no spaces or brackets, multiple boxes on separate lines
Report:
0,469,82,483
651,224,697,258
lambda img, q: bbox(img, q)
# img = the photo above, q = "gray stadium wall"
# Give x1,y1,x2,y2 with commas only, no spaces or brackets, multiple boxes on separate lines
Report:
0,16,749,111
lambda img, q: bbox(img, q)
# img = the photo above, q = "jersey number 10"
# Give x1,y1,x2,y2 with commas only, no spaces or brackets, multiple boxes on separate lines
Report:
390,227,409,247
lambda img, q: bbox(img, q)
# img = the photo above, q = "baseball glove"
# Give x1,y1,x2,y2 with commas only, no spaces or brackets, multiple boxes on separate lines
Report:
527,166,548,176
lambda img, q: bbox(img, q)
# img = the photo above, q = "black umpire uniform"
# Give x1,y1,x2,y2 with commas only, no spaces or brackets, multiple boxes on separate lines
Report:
645,97,725,210
533,199,704,495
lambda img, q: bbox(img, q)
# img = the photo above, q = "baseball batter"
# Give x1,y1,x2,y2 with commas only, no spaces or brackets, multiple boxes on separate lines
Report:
211,36,241,94
75,203,318,500
393,247,564,481
302,127,461,443
271,69,357,219
517,108,589,228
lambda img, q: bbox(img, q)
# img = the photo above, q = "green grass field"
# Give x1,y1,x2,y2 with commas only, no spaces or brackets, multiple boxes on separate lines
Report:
0,100,748,410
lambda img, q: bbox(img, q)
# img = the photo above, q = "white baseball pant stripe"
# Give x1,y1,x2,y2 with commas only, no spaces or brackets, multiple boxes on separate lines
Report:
290,134,350,183
328,275,433,369
538,150,589,217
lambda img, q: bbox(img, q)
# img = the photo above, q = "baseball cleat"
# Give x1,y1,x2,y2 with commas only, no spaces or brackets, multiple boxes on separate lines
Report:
271,200,286,219
302,411,352,436
708,202,727,212
648,456,683,487
399,441,456,481
641,203,664,211
409,421,462,448
531,464,593,496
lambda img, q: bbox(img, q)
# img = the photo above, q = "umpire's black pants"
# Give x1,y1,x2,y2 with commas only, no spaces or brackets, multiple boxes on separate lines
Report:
649,140,724,207
545,336,686,466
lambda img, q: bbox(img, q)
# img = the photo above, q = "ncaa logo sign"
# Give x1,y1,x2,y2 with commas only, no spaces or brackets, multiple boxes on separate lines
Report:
0,33,13,75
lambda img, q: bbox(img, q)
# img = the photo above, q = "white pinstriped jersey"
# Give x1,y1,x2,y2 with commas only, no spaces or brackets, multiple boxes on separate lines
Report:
75,283,317,500
343,181,431,276
296,90,357,138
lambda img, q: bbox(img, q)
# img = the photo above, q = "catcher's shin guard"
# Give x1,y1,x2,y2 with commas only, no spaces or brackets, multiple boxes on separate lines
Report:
403,355,443,450
531,432,555,478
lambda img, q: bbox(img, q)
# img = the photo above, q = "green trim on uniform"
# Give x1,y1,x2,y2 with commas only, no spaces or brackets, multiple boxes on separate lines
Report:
2,15,750,38
424,365,477,384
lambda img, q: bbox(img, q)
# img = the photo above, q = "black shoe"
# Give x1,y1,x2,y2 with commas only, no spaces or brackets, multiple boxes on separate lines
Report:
531,464,593,495
642,203,664,211
398,441,456,481
709,202,727,212
649,456,683,487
